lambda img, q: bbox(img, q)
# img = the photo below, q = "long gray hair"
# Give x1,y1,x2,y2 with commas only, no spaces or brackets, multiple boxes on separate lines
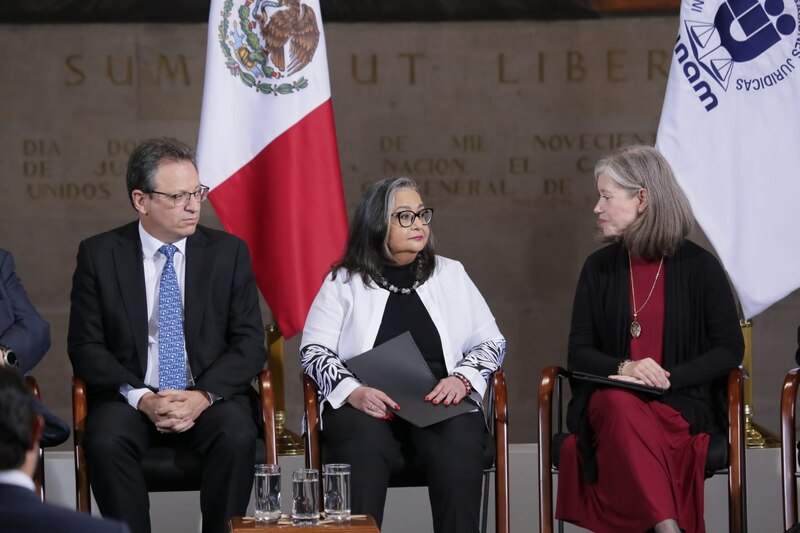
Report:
595,145,694,259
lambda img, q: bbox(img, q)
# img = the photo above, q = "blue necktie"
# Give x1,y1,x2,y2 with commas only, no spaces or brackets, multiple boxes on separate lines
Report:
158,244,186,391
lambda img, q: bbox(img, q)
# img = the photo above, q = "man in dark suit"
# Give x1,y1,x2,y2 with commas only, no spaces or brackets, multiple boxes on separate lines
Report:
0,366,130,533
0,248,70,446
68,137,267,533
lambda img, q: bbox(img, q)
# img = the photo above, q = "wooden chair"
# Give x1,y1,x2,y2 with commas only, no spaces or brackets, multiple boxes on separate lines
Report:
538,366,746,533
72,369,277,513
24,375,45,501
780,367,800,530
302,369,509,533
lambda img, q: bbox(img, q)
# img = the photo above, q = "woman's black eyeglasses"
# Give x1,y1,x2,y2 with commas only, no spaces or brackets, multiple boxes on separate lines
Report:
391,208,434,228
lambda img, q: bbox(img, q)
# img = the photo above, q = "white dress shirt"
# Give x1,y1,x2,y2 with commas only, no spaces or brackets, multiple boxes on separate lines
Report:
0,469,35,491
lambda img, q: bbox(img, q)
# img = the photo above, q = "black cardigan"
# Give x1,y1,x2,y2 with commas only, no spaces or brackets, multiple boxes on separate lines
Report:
566,240,744,483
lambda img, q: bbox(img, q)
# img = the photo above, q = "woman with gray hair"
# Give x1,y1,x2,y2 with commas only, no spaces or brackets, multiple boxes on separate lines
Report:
300,176,506,532
555,145,743,533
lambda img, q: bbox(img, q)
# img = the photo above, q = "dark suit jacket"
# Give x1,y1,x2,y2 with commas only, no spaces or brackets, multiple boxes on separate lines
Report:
67,222,266,410
0,249,50,373
0,482,130,533
0,249,69,445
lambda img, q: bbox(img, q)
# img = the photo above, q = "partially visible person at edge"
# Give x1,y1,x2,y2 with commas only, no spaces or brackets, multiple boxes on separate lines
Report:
300,176,506,532
0,365,130,532
555,145,743,533
0,248,70,447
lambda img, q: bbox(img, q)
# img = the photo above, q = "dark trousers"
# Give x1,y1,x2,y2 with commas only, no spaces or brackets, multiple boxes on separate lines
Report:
321,405,487,533
85,398,257,533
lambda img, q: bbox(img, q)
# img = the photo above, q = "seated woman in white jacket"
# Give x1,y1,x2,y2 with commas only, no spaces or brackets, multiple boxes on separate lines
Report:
300,176,506,532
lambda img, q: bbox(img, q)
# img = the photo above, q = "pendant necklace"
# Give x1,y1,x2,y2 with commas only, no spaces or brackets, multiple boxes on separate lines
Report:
628,252,664,339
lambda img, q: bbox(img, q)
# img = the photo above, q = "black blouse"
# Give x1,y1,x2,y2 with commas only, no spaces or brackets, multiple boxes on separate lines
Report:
373,262,447,380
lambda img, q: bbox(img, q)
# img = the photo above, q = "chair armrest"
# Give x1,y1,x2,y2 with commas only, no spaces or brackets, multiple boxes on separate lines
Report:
538,366,567,468
726,367,746,533
782,368,800,530
72,376,91,513
538,365,567,533
303,374,322,472
24,375,41,400
492,369,508,427
491,369,509,533
258,369,278,465
24,376,44,501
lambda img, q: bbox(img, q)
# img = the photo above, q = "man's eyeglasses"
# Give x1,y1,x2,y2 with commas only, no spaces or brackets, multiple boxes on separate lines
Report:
391,208,434,228
149,185,210,207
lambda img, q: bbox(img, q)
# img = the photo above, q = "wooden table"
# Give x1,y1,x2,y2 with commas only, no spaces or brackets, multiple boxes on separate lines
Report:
229,515,379,532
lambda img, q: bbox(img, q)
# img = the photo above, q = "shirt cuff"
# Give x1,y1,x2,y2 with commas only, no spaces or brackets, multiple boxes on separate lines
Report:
120,385,153,410
205,391,222,404
325,377,362,409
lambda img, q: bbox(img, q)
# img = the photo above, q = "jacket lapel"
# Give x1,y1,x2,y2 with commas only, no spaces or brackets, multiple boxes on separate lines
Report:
113,223,148,376
611,243,630,360
184,228,210,372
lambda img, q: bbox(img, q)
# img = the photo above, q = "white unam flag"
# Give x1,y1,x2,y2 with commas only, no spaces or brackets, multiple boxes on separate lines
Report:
657,0,800,318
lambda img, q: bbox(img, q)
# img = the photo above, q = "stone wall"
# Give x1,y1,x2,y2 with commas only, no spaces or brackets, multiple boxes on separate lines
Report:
0,19,795,444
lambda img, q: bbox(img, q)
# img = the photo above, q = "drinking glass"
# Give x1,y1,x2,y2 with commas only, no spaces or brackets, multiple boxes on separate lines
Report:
254,464,281,523
323,463,351,521
291,468,320,525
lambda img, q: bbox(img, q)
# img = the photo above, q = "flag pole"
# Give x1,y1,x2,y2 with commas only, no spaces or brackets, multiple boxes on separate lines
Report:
740,319,780,448
267,323,304,456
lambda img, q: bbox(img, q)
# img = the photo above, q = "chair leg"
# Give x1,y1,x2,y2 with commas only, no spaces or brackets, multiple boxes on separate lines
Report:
479,468,491,533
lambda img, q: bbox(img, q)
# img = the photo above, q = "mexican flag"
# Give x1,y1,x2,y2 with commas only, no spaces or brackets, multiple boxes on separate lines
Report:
197,0,348,338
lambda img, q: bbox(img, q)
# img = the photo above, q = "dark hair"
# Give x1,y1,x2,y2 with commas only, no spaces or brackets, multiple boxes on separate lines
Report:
595,145,694,260
126,137,197,208
333,176,436,285
0,366,37,470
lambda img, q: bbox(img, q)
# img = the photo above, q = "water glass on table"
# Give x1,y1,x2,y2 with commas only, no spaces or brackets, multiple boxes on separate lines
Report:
254,464,281,523
292,468,320,526
323,463,351,521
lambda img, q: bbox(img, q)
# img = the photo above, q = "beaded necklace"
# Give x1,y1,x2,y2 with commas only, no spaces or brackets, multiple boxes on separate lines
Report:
375,276,420,294
374,260,422,294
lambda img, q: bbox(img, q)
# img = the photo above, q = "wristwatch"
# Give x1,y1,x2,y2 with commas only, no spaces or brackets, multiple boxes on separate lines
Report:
0,344,17,368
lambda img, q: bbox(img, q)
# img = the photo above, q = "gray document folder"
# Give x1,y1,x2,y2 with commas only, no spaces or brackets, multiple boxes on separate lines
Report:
345,332,478,427
570,370,665,395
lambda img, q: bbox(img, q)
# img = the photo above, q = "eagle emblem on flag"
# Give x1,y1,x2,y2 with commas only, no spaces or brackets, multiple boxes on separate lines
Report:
218,0,320,95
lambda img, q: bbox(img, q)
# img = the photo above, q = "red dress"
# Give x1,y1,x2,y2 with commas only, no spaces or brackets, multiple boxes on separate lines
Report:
555,256,710,533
